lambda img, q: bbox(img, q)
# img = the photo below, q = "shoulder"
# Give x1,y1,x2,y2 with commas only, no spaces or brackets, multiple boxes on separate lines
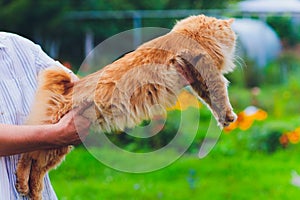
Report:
0,32,37,49
0,31,15,39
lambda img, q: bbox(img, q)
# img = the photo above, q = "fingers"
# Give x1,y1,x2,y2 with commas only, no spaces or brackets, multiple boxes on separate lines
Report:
72,102,93,143
73,116,91,145
73,102,92,134
73,101,93,116
55,101,93,146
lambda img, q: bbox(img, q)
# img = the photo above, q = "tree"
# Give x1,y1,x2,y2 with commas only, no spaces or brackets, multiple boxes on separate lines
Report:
0,0,241,68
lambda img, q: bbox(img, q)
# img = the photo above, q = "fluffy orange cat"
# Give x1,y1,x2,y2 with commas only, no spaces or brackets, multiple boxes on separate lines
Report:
16,14,237,200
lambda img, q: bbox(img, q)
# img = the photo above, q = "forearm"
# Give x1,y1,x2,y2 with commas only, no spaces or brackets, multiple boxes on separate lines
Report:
0,124,61,156
0,104,91,156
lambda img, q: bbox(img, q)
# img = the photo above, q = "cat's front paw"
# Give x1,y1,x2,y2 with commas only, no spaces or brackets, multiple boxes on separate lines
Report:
225,110,237,123
218,110,237,128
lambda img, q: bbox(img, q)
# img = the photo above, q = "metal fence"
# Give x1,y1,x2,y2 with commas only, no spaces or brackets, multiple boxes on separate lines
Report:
66,9,300,57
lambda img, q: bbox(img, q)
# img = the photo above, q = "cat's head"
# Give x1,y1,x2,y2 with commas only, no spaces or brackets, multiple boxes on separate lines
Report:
171,15,238,127
172,15,236,73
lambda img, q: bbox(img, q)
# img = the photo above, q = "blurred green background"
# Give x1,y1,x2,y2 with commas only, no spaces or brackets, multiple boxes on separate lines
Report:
2,0,300,199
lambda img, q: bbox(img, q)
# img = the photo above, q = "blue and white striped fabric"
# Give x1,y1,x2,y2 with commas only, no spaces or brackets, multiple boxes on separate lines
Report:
0,32,71,200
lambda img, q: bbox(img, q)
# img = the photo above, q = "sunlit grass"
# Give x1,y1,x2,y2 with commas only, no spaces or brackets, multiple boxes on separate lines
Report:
50,144,300,200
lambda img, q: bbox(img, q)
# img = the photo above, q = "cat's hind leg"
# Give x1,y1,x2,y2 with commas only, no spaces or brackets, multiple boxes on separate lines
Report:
16,153,33,196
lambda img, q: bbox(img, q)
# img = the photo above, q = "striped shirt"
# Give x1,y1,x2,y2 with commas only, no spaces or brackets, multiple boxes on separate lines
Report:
0,32,71,200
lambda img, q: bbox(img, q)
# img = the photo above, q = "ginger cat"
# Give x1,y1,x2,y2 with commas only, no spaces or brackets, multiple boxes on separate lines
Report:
16,15,237,199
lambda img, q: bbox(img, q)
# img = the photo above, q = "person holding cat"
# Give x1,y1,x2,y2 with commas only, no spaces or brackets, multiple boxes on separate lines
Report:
0,32,91,199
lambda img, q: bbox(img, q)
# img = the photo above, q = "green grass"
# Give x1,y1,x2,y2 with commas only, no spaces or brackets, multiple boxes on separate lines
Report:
50,143,300,200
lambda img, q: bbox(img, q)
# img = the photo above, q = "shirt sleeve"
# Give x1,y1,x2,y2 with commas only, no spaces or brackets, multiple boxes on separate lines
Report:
33,43,74,75
8,32,74,76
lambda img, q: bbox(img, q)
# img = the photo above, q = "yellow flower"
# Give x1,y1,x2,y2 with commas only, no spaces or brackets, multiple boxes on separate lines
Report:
295,127,300,134
167,90,201,111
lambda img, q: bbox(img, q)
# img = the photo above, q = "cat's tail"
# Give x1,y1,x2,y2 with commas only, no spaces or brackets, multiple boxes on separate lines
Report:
26,66,74,125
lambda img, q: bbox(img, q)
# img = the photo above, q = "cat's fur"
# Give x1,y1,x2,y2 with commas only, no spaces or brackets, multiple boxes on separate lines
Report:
16,15,237,200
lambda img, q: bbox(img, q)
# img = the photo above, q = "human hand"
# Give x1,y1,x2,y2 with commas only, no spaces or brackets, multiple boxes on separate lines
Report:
53,102,92,146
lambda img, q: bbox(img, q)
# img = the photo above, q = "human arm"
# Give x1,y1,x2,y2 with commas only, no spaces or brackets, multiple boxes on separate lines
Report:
0,105,91,157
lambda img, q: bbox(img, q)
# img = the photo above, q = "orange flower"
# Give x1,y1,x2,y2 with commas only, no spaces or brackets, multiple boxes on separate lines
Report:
243,106,267,120
239,118,254,130
287,130,300,144
224,106,268,132
253,109,268,121
224,119,239,132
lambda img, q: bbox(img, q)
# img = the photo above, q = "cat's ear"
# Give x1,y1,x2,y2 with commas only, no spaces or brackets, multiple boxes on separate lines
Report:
226,18,235,25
